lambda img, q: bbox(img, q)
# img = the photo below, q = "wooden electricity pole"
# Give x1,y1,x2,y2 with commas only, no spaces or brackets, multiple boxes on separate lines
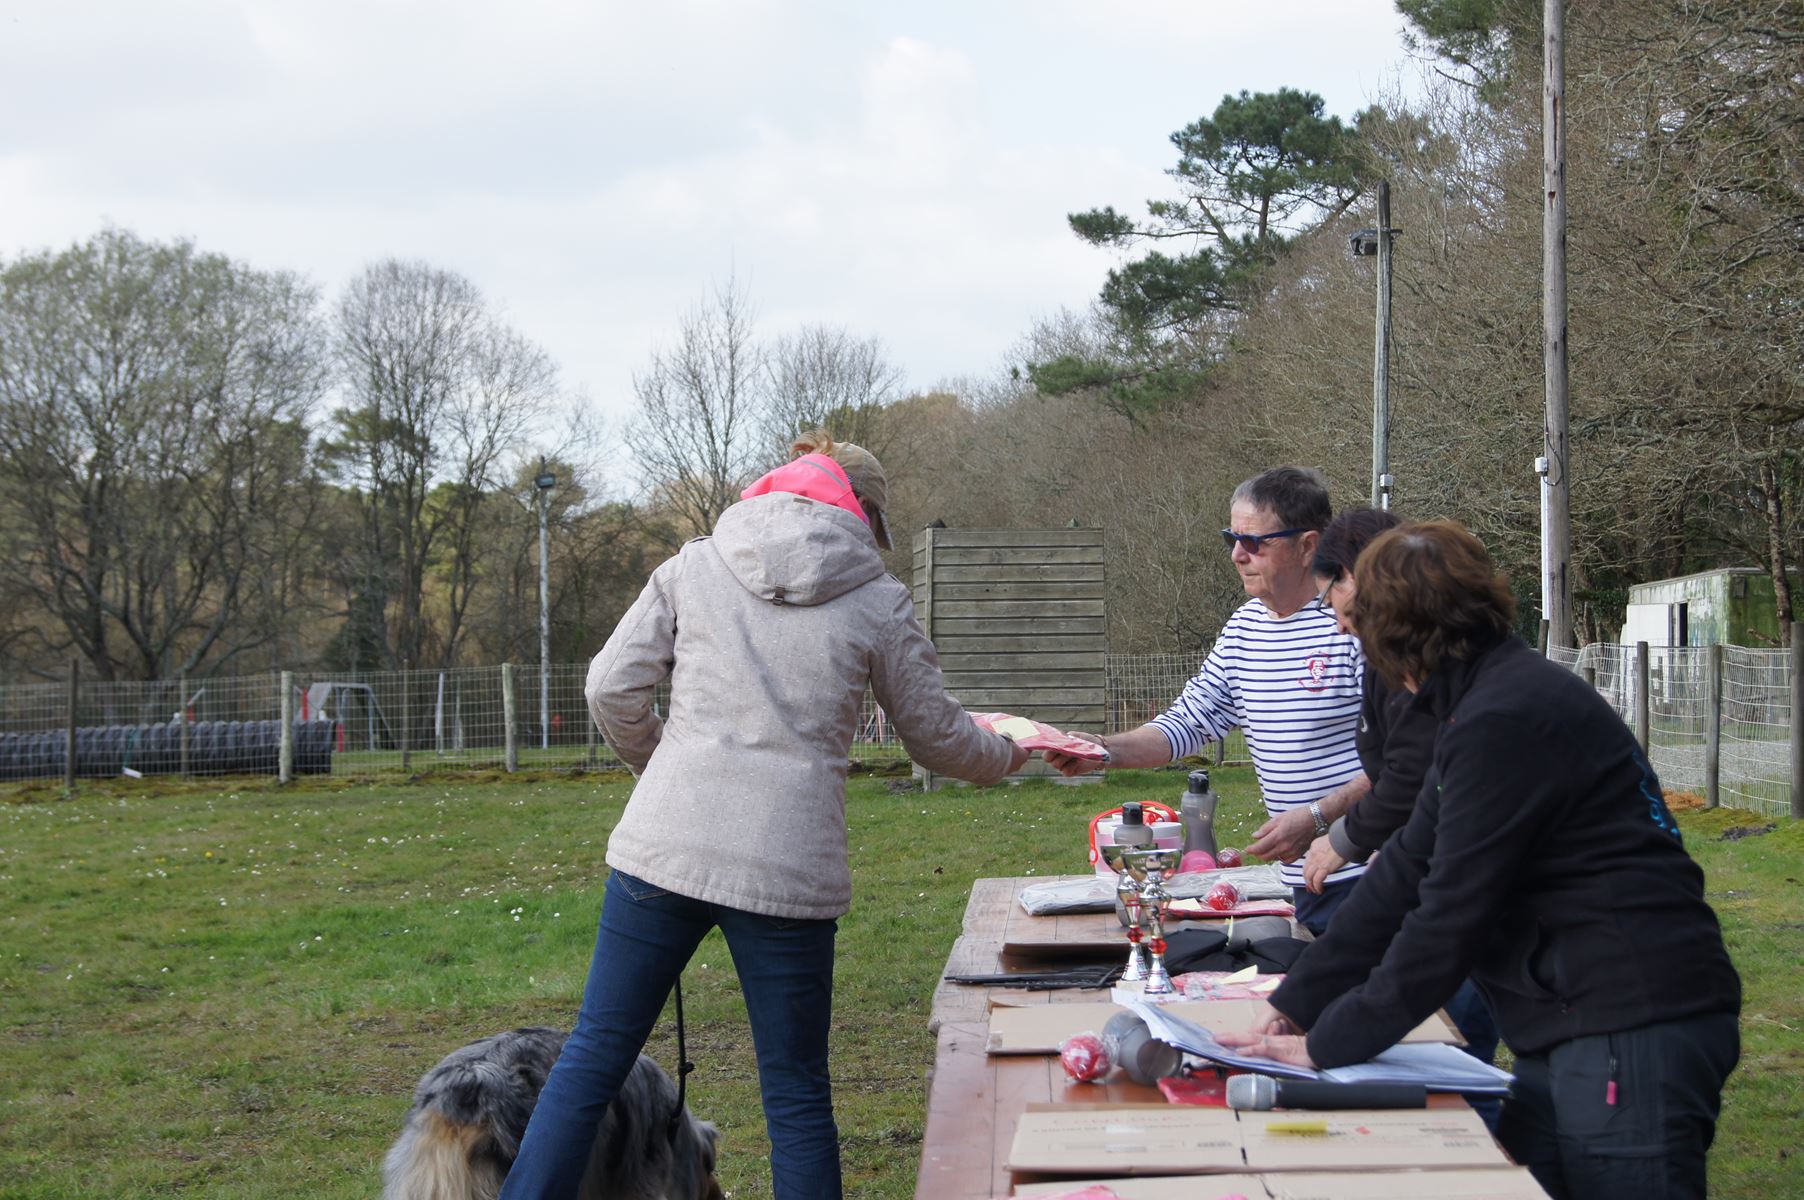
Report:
1542,0,1574,649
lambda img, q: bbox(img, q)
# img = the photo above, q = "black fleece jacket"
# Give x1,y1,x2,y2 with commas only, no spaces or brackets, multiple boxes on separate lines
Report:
1272,635,1741,1066
1329,672,1439,859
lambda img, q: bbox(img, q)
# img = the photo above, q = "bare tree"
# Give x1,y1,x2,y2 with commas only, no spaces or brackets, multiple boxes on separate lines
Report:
0,229,328,681
328,260,556,669
762,325,902,463
624,278,766,543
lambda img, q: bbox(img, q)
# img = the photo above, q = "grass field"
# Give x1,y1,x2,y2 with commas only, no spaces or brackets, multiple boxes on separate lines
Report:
2,767,1799,1198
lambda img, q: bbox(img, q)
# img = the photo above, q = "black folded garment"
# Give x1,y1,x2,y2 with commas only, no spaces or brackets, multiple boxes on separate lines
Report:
942,963,1124,990
1162,927,1307,975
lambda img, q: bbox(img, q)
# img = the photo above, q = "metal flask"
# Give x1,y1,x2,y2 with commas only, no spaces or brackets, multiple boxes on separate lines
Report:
1101,1010,1184,1086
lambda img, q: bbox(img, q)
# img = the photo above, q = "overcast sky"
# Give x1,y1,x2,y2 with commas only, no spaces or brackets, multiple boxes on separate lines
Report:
0,0,1417,483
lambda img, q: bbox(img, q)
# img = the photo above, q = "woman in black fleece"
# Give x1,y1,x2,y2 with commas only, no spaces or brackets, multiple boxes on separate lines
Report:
1220,521,1740,1200
1300,507,1503,1131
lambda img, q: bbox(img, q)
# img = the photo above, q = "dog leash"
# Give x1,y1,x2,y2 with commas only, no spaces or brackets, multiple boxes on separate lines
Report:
666,972,696,1143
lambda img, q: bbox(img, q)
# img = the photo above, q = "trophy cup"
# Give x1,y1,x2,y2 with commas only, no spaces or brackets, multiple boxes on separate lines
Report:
1099,842,1148,983
1125,846,1183,997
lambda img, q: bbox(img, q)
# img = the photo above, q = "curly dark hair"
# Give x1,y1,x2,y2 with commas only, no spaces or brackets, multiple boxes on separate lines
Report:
1354,521,1516,690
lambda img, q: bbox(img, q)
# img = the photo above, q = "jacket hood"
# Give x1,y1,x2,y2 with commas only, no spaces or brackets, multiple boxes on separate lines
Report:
711,492,888,605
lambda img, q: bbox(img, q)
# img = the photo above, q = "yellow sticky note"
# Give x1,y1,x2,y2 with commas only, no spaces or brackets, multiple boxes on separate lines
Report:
1265,1119,1329,1136
1220,964,1259,985
1250,975,1283,993
990,716,1039,739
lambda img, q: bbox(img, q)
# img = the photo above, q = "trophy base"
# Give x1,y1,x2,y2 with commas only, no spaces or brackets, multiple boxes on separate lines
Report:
1109,977,1185,1005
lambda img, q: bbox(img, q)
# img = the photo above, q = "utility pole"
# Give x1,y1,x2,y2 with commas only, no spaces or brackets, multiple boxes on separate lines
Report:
535,465,556,752
1542,0,1574,648
1351,182,1398,510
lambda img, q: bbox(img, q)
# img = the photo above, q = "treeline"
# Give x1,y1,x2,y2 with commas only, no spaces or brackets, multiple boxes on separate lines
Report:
849,1,1796,651
892,0,1802,649
1,0,1798,684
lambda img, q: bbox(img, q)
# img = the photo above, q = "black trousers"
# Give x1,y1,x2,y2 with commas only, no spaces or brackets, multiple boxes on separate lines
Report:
1499,1011,1740,1200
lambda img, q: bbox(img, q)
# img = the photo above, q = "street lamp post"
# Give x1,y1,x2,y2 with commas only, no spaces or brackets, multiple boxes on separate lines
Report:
535,466,556,751
1350,179,1400,511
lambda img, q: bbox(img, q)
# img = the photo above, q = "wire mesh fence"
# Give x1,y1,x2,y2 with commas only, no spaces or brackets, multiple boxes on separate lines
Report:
1105,651,1249,764
0,650,1257,785
1,646,1792,815
1548,642,1797,819
1721,646,1795,816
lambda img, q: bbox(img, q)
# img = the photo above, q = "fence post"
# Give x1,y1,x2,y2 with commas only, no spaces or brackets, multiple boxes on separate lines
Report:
1635,641,1651,753
1705,643,1722,810
1582,664,1596,690
178,669,191,779
1791,623,1803,820
64,658,79,789
502,663,518,773
1538,619,1551,655
400,662,412,773
279,670,294,784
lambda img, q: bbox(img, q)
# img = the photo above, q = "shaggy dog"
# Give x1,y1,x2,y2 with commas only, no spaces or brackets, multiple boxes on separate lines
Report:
382,1026,722,1200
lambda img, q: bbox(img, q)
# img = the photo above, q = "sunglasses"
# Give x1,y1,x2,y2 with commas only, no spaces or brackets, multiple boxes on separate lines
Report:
1220,527,1307,554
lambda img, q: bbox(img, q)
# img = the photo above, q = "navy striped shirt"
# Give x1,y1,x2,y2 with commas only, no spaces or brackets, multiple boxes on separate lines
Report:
1152,597,1367,887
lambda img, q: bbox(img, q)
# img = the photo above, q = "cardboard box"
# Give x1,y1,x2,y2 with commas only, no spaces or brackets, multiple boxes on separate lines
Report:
1240,1107,1511,1173
984,1000,1460,1055
1263,1167,1551,1198
1012,1167,1552,1200
1008,1106,1514,1181
1007,1105,1244,1175
1014,1173,1270,1198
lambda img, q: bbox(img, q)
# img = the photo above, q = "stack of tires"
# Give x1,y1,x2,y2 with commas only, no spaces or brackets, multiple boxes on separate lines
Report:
0,719,336,780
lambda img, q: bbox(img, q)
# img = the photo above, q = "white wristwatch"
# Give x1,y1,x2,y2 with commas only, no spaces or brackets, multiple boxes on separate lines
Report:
1307,800,1330,838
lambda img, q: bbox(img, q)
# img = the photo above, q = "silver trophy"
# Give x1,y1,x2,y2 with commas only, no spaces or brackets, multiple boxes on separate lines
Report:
1124,846,1183,997
1099,842,1149,982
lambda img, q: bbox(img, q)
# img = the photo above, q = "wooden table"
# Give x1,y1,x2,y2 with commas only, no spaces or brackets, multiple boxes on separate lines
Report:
917,876,1179,1200
915,876,1478,1200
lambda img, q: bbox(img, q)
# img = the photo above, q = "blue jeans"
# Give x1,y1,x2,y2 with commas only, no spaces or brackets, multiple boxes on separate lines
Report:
1292,877,1360,936
1444,977,1504,1133
499,869,842,1200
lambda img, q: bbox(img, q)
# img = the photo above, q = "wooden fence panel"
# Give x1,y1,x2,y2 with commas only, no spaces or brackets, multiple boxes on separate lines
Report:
912,526,1106,789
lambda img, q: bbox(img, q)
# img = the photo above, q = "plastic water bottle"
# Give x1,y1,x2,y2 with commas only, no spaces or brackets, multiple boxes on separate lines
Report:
1112,801,1154,848
1180,770,1220,862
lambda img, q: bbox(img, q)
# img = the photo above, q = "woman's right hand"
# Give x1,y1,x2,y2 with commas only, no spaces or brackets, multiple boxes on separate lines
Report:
1043,731,1106,777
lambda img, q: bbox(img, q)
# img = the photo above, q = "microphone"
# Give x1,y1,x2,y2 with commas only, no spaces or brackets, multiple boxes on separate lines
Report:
1225,1074,1427,1111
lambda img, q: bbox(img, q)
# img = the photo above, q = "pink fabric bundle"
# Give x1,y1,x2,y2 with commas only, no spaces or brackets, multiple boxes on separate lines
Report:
740,454,870,526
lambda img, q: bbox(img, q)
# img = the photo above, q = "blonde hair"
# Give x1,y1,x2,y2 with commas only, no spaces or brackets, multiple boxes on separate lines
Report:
790,428,837,459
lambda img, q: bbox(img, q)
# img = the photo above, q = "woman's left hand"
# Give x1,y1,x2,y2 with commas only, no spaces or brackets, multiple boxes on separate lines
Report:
1246,1000,1298,1036
1303,836,1349,894
1215,1028,1318,1070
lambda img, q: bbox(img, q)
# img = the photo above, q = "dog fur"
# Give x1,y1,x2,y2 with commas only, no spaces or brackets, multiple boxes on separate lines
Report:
382,1026,722,1200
